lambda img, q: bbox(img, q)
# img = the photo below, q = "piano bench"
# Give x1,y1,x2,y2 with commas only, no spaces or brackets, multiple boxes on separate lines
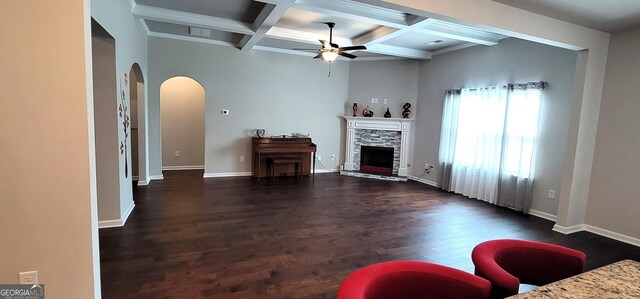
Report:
267,157,303,179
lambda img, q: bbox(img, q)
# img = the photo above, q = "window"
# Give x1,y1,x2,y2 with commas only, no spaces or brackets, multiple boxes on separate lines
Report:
503,89,541,177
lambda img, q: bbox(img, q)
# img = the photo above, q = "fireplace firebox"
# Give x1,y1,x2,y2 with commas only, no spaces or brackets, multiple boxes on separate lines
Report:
360,146,394,175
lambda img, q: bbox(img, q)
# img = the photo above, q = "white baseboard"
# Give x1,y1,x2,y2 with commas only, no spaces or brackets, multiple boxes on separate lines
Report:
98,202,135,229
121,201,135,225
583,224,640,247
552,224,585,234
149,174,164,180
553,223,640,247
528,209,557,222
203,172,252,178
98,219,123,229
408,176,438,187
162,165,204,171
137,178,150,186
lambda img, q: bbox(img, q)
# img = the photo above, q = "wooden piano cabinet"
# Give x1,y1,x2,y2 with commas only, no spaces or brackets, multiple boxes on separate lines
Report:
252,137,316,180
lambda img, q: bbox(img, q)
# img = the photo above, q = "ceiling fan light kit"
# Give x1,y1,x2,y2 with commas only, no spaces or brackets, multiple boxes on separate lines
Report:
295,22,367,63
321,51,339,62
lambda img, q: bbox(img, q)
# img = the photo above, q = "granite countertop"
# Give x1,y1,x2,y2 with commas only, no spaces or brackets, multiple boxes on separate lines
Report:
508,259,640,299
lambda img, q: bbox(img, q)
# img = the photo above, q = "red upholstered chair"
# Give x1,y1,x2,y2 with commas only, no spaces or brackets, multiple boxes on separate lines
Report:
337,261,491,299
472,239,586,298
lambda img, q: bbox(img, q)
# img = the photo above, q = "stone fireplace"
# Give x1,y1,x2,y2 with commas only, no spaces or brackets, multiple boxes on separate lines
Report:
342,116,414,180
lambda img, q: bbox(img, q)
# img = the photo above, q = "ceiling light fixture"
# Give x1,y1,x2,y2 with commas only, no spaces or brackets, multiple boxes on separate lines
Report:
320,50,338,62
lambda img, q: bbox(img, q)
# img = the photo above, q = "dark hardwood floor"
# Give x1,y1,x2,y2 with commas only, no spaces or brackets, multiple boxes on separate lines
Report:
100,170,640,298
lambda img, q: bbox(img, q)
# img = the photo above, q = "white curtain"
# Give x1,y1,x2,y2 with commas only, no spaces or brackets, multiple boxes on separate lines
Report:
438,83,543,213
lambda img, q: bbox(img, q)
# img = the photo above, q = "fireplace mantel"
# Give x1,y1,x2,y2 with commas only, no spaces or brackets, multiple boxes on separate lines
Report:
342,116,414,177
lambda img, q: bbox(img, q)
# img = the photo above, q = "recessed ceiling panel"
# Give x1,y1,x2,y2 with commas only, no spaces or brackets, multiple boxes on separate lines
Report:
146,20,244,43
257,37,323,51
136,0,264,22
275,8,380,39
493,0,640,32
383,31,466,51
351,51,395,59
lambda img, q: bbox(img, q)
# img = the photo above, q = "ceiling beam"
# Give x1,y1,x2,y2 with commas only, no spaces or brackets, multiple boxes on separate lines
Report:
432,42,477,55
366,44,432,60
131,4,254,35
353,17,433,53
352,26,401,46
148,31,237,48
240,1,295,51
413,28,499,46
292,0,409,28
266,26,352,47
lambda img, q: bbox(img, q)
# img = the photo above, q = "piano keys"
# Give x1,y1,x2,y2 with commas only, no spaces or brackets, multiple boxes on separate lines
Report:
252,137,317,180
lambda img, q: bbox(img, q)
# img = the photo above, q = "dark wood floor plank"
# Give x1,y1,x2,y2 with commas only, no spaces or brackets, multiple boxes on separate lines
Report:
100,170,640,298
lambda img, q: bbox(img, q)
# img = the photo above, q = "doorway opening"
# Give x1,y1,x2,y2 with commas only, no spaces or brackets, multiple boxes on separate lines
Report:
160,76,205,173
129,63,146,190
91,19,121,223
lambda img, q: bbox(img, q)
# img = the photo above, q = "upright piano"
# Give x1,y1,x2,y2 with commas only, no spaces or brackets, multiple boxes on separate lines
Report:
252,137,316,180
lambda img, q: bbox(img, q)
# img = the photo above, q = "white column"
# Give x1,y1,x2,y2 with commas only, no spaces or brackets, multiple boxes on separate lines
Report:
344,118,356,170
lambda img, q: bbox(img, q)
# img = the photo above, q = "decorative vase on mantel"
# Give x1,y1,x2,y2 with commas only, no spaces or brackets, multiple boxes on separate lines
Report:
384,107,391,118
362,106,374,117
402,102,411,119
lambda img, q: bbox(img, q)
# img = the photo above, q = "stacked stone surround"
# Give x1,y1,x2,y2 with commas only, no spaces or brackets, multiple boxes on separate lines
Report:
353,129,401,174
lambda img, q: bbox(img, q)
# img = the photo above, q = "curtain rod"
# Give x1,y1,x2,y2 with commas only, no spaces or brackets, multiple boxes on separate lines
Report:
445,81,547,94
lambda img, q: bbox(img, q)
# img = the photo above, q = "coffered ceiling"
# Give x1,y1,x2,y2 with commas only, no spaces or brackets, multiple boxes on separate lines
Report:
493,0,640,33
126,0,509,61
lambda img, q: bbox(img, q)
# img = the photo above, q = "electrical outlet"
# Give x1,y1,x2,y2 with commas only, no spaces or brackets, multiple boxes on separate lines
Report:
174,151,180,157
548,190,556,199
383,98,388,104
240,155,244,162
371,98,375,103
424,163,429,170
19,271,38,284
317,155,321,161
331,155,335,160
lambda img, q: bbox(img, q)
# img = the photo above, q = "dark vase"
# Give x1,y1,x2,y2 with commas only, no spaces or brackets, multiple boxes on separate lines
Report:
384,107,391,118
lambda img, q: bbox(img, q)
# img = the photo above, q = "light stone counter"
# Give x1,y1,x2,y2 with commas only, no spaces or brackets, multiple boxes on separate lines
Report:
508,259,640,299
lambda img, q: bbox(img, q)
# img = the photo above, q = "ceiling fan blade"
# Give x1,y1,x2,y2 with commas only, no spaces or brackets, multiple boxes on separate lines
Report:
313,53,322,59
339,45,367,51
320,40,330,49
338,52,357,59
292,48,321,51
330,43,339,48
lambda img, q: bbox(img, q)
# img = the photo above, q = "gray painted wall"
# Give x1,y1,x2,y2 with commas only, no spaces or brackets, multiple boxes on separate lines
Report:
348,60,420,118
587,27,640,239
92,0,148,219
148,37,350,176
412,38,577,216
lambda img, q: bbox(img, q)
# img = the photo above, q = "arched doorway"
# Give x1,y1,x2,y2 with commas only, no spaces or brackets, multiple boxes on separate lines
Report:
128,63,147,188
160,76,205,173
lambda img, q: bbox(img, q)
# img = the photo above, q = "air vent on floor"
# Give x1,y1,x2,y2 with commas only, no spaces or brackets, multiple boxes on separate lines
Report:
189,27,211,37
